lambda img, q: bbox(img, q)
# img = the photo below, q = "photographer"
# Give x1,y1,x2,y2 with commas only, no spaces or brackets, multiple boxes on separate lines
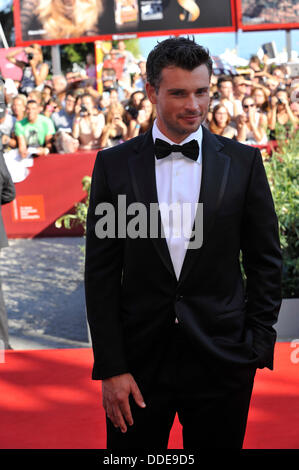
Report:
72,93,105,150
99,103,127,149
126,97,156,140
268,88,298,139
6,45,49,96
236,96,268,145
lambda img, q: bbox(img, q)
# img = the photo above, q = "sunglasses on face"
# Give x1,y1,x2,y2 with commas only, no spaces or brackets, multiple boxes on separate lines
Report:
243,103,255,109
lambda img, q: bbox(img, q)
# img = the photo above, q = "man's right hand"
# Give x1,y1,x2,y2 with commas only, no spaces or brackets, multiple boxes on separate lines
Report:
102,373,146,433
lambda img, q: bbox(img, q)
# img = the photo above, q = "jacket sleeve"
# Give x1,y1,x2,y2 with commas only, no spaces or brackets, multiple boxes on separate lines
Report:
0,152,16,205
84,151,128,380
241,147,282,370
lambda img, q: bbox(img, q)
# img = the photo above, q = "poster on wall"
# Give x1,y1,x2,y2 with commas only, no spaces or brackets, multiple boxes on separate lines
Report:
236,0,299,31
13,0,236,46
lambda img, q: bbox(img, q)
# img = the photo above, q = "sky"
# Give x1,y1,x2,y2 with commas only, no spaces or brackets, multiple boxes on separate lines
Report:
139,29,299,62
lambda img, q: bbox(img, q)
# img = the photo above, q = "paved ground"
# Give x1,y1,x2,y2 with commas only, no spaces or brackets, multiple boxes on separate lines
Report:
1,237,293,352
2,237,91,350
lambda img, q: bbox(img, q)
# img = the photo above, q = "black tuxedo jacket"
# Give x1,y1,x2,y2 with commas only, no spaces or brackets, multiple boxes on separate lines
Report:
85,127,282,387
0,151,15,249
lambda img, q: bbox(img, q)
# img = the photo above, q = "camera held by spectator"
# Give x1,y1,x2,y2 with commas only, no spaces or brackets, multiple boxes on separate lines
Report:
80,104,89,117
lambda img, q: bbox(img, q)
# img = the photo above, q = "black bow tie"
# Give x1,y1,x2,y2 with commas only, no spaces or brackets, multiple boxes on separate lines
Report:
154,138,199,161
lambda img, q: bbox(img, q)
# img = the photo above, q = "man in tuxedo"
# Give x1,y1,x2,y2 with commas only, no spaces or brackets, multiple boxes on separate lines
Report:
85,37,282,450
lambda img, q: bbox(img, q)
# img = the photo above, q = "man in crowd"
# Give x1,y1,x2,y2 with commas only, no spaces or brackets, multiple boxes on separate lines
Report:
52,75,68,107
14,100,55,158
11,95,26,122
211,75,236,118
51,91,77,153
0,109,17,152
51,91,76,133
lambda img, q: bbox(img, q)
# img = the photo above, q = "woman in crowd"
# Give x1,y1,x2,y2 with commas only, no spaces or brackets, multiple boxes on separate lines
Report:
208,104,236,139
42,98,60,119
251,86,270,114
127,90,145,110
268,88,298,139
126,97,156,139
41,84,53,107
236,96,268,145
99,102,127,149
72,93,105,150
6,44,49,95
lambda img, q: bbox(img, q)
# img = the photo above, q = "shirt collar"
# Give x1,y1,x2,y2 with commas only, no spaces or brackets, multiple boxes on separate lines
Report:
152,119,202,164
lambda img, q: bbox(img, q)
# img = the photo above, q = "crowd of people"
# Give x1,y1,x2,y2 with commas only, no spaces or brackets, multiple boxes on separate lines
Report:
0,40,298,162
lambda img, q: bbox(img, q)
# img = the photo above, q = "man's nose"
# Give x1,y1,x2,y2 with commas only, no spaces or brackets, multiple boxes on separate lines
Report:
185,95,199,111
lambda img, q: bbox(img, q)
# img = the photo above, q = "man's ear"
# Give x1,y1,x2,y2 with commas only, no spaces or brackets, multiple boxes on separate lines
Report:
145,82,157,105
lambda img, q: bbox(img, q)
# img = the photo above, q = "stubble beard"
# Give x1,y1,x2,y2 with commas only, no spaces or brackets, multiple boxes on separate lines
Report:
168,112,207,141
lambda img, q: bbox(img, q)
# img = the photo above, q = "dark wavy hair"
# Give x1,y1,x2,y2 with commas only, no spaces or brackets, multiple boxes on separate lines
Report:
146,36,213,92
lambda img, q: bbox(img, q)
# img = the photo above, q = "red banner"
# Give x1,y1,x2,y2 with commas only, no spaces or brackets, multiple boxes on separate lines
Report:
3,151,97,238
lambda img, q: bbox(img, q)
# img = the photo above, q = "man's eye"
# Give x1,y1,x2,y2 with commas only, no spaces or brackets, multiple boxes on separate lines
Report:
171,91,185,96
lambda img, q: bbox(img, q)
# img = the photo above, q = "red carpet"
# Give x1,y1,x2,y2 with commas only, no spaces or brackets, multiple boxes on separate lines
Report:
0,343,298,449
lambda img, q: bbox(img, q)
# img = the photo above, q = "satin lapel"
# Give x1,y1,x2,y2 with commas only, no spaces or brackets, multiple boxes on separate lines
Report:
178,127,231,286
128,131,176,279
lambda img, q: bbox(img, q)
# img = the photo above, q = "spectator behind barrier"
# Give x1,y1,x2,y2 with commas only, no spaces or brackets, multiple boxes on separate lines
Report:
14,100,55,158
43,98,60,119
131,57,146,92
72,93,105,150
126,97,156,140
3,42,299,158
210,75,239,121
251,86,270,114
98,92,111,115
208,104,236,139
116,40,138,78
268,88,298,139
0,110,17,152
52,91,76,133
51,91,78,153
52,75,68,107
11,95,27,122
233,76,249,116
41,84,53,107
6,44,49,96
27,90,43,112
236,96,268,145
85,53,97,89
99,102,127,148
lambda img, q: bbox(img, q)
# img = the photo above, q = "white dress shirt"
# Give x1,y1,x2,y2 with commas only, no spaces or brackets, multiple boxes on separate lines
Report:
152,120,203,280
